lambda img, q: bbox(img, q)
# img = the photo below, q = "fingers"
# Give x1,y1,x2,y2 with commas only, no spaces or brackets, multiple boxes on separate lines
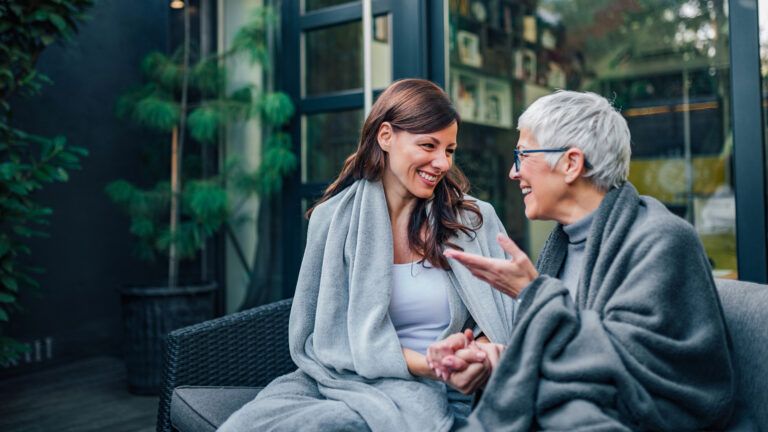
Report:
427,332,467,364
442,354,468,373
448,361,491,394
444,249,496,272
476,342,504,370
428,330,476,379
454,347,486,363
463,328,475,344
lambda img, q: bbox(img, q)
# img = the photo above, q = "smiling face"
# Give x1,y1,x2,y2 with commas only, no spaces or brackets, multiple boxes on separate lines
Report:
378,121,458,200
510,128,568,221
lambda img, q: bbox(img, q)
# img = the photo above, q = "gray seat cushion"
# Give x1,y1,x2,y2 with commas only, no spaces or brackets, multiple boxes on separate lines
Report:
171,386,262,432
716,279,768,429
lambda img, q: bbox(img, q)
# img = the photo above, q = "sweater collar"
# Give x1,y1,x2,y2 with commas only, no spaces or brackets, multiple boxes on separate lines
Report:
562,211,595,245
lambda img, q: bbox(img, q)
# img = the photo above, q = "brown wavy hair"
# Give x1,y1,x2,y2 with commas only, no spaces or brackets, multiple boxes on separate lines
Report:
306,78,482,269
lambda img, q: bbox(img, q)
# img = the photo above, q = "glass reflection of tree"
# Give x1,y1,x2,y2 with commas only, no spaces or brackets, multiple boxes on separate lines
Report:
539,0,729,88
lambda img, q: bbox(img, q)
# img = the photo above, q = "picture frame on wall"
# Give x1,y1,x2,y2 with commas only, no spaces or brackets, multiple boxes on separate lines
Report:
547,62,566,89
451,69,513,129
514,49,537,82
457,30,483,67
483,78,513,128
453,71,481,122
523,15,537,43
373,15,388,43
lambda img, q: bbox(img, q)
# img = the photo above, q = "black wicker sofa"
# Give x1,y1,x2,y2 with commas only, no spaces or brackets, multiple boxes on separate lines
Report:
156,298,295,432
157,280,768,432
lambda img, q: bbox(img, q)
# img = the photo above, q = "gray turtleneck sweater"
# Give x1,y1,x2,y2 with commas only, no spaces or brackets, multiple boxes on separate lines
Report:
557,211,594,300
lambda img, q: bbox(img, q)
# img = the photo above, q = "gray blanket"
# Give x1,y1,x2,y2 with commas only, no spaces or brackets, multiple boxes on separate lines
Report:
219,180,516,432
460,182,735,431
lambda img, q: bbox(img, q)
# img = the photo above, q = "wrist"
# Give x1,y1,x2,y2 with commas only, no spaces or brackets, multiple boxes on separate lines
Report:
404,348,439,380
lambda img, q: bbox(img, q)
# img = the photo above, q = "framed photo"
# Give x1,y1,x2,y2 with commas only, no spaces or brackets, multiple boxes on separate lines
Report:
483,79,513,128
523,15,537,43
373,15,389,43
541,28,557,50
457,30,482,67
452,71,481,122
451,69,512,129
514,49,536,82
546,62,566,89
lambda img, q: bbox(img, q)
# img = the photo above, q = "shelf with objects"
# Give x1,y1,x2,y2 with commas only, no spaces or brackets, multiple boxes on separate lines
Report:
448,1,576,125
447,0,579,257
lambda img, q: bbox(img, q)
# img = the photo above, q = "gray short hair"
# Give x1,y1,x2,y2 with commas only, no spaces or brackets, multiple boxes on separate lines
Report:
517,90,631,191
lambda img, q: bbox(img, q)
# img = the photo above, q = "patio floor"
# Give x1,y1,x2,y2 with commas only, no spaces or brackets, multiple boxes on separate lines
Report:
0,355,157,432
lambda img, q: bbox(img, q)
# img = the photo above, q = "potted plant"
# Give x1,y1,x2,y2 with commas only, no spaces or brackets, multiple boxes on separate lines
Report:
106,5,295,394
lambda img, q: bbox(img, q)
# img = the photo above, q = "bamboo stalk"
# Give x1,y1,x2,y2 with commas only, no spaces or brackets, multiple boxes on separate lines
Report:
169,126,180,288
168,3,192,289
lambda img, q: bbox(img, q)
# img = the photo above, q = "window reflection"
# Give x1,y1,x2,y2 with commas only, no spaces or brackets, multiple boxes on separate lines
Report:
304,21,362,96
303,15,392,96
449,0,735,276
302,110,363,183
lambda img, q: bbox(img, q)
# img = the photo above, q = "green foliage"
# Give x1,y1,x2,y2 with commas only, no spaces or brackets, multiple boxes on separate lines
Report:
259,92,295,126
106,5,295,273
0,0,92,365
187,105,221,143
229,6,278,68
258,132,298,195
0,0,93,99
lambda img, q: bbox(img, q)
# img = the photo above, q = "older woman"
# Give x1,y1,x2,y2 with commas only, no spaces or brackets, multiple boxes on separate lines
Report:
430,90,735,431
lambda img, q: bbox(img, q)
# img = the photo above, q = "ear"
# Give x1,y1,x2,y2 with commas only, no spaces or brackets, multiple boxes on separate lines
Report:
377,122,394,152
562,148,586,184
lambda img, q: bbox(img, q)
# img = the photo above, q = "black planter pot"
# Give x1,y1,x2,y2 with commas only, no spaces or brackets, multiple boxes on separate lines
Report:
120,282,217,395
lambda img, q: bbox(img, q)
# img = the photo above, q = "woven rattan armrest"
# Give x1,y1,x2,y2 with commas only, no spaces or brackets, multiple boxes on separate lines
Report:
156,298,296,432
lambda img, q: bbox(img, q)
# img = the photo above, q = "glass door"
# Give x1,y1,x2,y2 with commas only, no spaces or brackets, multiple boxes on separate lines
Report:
446,0,736,277
279,0,429,295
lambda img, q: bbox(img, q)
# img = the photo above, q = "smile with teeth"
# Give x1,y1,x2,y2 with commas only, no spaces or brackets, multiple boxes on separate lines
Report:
418,171,439,182
521,187,532,196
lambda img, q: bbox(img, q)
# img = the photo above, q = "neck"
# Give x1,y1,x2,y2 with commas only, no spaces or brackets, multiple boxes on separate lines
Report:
557,179,606,225
381,174,418,223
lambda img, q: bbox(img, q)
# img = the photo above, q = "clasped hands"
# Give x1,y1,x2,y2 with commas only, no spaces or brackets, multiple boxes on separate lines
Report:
426,329,504,394
426,234,538,394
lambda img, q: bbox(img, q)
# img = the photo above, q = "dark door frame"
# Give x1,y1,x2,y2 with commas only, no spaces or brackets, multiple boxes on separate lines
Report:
728,0,768,283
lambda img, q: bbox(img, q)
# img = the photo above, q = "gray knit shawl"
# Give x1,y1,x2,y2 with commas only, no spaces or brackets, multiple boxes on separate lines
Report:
460,182,735,431
219,180,516,432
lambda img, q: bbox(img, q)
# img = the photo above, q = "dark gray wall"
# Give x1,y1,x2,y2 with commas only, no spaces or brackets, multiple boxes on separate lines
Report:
5,0,171,371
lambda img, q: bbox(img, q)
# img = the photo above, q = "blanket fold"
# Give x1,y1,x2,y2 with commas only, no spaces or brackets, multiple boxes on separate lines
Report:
219,180,516,432
462,182,735,431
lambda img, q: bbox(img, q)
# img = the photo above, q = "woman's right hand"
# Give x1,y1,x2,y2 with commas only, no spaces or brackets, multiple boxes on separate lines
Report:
427,329,475,380
443,346,491,394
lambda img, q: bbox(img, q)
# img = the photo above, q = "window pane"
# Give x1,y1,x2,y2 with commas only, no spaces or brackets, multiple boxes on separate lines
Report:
304,21,362,96
302,109,363,182
304,0,352,13
449,0,735,276
303,16,392,96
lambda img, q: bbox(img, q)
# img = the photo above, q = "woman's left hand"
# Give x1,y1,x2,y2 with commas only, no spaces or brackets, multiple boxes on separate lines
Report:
444,233,538,299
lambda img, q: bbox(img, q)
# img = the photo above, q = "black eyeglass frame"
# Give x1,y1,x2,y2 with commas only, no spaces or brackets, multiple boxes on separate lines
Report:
512,147,593,172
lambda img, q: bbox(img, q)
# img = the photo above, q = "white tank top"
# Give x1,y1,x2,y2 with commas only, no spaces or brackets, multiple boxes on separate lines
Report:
389,261,452,355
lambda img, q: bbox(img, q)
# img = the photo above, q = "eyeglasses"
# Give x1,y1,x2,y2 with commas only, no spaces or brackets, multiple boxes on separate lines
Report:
512,147,592,172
